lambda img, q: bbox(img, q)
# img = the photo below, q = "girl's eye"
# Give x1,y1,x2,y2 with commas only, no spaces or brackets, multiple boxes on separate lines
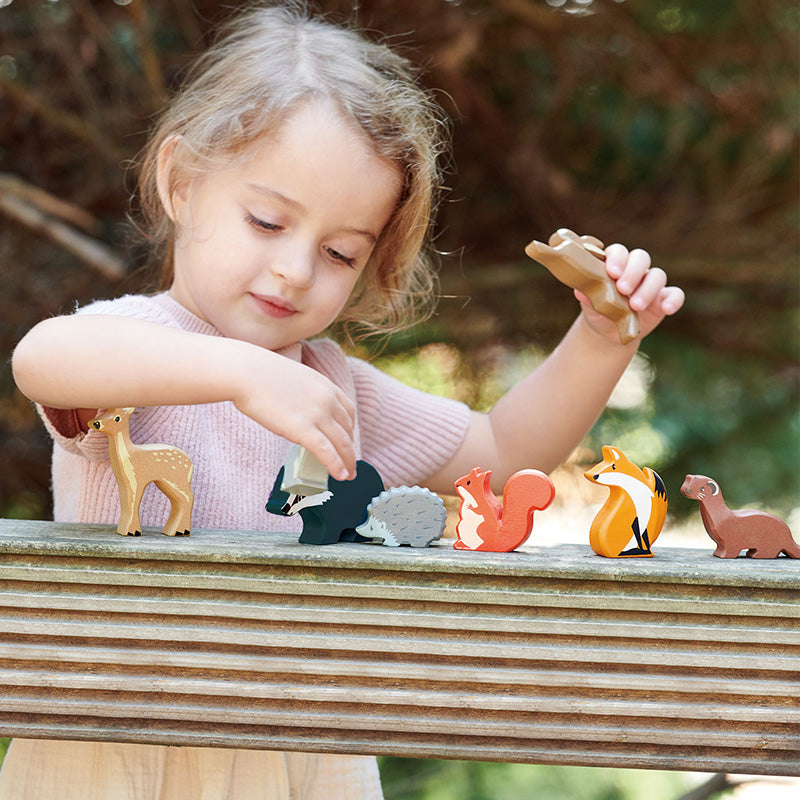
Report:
324,246,357,269
245,213,281,233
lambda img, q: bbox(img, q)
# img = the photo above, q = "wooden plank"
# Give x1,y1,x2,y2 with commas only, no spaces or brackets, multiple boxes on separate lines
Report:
0,642,792,696
1,589,798,644
0,518,797,775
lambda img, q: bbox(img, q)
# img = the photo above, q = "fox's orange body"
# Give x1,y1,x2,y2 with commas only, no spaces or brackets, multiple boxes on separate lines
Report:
584,446,667,558
453,467,555,552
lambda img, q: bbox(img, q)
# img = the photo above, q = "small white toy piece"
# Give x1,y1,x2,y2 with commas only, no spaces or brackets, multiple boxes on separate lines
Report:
355,486,446,547
281,443,329,496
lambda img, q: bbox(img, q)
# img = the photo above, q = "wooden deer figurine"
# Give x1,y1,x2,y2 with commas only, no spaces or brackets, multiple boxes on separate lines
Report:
90,407,194,537
525,228,641,344
680,474,799,558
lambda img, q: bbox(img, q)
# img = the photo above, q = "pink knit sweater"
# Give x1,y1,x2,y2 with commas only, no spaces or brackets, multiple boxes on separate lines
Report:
0,292,470,800
41,292,470,533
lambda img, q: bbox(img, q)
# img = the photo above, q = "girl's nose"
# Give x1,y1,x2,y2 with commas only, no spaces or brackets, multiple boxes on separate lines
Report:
272,243,314,288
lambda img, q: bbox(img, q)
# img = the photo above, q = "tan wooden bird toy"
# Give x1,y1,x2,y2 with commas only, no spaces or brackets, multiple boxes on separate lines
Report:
525,228,641,344
90,407,194,537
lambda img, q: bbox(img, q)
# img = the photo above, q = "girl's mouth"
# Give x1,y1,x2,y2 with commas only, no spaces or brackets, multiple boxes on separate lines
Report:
251,293,297,319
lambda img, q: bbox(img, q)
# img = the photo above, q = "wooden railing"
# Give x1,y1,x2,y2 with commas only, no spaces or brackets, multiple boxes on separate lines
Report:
0,518,797,776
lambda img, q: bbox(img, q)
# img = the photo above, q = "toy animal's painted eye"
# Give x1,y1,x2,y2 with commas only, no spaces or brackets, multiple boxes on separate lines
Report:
114,416,121,422
611,464,616,469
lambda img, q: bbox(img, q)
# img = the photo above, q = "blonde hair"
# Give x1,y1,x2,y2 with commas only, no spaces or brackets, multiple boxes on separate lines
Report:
137,2,449,340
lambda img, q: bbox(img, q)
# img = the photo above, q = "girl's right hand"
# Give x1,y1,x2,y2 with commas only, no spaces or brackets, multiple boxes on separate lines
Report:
12,314,357,482
232,354,357,482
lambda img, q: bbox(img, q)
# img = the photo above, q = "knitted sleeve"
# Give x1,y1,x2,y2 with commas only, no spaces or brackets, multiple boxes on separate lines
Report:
302,339,471,488
348,357,471,487
37,294,187,459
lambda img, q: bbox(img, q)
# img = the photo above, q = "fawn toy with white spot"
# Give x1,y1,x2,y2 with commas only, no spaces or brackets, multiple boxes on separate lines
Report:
90,407,194,537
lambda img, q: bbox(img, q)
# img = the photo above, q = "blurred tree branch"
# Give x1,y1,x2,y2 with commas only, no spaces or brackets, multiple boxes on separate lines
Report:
0,174,125,280
125,1,168,106
0,75,125,164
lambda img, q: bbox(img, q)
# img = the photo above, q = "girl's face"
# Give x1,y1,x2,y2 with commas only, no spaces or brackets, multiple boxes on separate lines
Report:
165,101,401,351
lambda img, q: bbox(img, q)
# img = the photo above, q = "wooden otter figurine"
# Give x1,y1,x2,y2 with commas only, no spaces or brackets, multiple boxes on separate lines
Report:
681,474,799,558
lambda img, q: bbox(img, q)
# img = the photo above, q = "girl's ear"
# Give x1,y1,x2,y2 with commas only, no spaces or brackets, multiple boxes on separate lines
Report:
156,135,189,223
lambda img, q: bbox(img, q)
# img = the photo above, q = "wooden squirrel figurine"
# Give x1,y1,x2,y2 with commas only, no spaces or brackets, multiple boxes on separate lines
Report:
453,467,555,552
584,446,667,557
525,228,641,345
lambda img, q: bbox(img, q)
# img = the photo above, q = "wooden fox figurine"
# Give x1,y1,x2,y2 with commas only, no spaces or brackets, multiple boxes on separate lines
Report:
453,467,555,552
584,446,667,557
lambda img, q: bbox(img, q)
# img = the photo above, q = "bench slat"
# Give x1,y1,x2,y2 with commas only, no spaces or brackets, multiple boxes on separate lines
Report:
0,519,797,775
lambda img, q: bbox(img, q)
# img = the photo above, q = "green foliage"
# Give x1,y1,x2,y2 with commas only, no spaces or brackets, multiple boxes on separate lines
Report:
641,337,800,517
379,758,697,800
589,331,799,518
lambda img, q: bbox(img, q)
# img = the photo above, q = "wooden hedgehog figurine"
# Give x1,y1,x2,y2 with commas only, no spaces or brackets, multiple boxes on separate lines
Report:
355,486,446,547
90,407,194,537
584,446,667,557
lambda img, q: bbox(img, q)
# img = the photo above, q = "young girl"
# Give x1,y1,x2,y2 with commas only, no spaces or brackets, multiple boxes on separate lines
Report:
8,3,684,799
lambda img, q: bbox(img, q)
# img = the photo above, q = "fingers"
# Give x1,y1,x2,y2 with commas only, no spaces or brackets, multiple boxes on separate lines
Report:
604,244,684,317
298,386,356,482
657,285,685,316
234,359,358,482
314,393,357,481
303,423,356,483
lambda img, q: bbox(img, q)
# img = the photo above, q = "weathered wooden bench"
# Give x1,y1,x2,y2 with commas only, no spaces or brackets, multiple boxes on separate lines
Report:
0,518,797,776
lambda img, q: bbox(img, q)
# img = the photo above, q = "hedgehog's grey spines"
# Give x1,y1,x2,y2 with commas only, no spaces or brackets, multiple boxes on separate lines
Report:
358,486,446,547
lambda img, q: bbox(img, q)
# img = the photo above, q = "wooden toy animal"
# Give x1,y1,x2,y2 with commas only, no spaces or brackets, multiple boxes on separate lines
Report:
453,467,555,552
89,407,194,537
355,486,446,547
680,474,800,558
584,446,667,557
525,228,641,344
266,460,384,545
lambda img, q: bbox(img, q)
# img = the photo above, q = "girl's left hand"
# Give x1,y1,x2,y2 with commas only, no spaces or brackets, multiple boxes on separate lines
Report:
576,244,685,344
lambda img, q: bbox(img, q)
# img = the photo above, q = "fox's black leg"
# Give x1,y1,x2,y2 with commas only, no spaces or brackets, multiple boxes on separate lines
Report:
632,518,643,550
620,519,652,556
